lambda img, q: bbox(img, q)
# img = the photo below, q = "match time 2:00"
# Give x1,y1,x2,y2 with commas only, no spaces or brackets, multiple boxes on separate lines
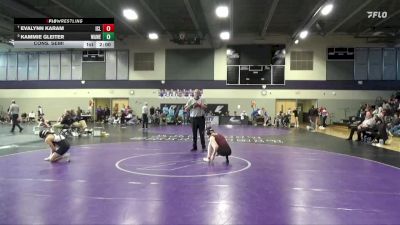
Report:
98,42,113,47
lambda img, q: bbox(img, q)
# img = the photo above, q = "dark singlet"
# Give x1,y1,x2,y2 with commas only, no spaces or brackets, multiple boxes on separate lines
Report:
52,134,70,155
293,109,298,117
214,134,231,156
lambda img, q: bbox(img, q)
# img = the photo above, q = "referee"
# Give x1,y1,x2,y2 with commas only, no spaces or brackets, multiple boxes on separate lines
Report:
185,89,207,151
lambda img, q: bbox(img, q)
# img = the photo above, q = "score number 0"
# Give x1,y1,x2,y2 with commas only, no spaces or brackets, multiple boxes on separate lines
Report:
102,24,114,32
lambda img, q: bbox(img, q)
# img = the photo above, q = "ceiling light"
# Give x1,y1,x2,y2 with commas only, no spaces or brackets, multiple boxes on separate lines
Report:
216,6,229,18
123,9,138,20
148,33,159,40
299,30,308,39
220,31,230,40
321,4,333,16
294,39,299,44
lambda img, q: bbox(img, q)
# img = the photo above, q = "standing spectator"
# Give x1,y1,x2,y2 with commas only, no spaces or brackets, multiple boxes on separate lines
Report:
37,105,44,121
185,89,207,151
149,106,155,123
287,108,292,116
120,110,126,125
77,106,82,118
142,102,149,129
177,107,184,125
293,107,299,128
8,100,23,133
321,107,329,128
183,109,188,125
96,106,102,122
156,106,162,115
307,105,318,131
104,106,111,122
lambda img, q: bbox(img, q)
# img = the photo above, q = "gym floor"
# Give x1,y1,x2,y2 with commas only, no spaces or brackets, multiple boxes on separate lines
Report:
0,123,400,225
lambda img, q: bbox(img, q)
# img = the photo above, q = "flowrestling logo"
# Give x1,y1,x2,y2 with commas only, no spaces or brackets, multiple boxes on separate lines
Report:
367,11,387,19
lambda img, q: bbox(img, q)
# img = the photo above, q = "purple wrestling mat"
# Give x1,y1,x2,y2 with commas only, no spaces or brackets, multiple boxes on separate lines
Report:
0,141,399,224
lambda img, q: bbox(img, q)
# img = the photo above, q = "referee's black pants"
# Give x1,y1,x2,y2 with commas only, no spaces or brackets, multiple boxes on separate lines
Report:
11,114,22,132
142,113,148,128
191,116,205,149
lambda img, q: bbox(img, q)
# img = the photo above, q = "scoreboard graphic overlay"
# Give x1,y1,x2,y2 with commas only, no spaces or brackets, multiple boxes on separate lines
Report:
14,18,114,49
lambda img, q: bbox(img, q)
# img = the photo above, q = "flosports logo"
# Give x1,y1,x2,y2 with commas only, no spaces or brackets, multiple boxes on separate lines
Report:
367,11,387,19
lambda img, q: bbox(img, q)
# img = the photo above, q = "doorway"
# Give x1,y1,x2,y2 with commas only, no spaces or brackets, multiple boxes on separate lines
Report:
296,99,318,123
111,98,129,115
275,99,297,124
93,98,129,120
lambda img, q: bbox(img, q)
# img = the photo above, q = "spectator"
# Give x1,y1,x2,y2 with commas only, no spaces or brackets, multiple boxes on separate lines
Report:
37,105,44,121
8,100,23,133
142,102,149,129
293,107,299,128
346,112,375,141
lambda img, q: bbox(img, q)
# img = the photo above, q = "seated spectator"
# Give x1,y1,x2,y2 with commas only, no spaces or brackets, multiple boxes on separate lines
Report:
153,111,161,125
70,110,89,132
274,111,283,127
28,111,36,122
388,113,400,136
125,111,139,125
346,112,376,141
38,116,52,128
112,113,120,124
370,117,388,144
240,111,248,121
53,111,74,129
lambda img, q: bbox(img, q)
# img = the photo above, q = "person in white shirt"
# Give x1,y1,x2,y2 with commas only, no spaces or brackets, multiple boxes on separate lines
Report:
37,106,44,121
346,112,376,141
240,111,247,121
142,102,149,129
185,89,207,151
28,111,36,122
